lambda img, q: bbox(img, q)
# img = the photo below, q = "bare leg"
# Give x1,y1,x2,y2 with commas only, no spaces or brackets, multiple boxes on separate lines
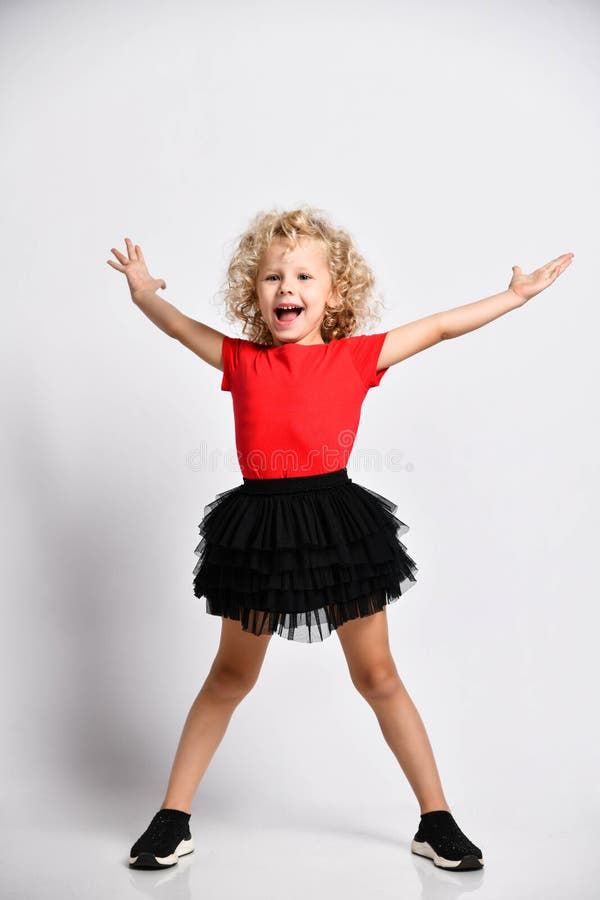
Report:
336,609,451,815
160,617,273,813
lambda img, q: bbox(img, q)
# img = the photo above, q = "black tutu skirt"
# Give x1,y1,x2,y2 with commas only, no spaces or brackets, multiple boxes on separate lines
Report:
192,467,418,643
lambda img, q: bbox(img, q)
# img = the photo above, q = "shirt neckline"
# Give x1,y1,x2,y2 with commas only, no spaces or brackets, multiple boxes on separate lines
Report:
247,337,341,350
265,339,337,349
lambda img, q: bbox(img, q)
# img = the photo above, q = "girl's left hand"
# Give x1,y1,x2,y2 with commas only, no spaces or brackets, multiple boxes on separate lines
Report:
509,252,574,304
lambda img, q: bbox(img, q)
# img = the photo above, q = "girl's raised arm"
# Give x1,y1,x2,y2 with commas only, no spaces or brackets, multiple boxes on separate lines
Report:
107,237,226,372
377,252,574,371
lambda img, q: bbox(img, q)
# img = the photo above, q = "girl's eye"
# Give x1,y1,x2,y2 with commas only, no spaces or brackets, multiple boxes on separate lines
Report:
266,274,311,281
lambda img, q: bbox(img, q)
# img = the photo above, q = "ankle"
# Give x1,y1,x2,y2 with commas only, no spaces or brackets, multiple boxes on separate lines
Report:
420,805,451,815
160,803,192,815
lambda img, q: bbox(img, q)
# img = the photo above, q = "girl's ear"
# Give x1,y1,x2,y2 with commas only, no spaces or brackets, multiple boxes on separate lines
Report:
329,283,341,307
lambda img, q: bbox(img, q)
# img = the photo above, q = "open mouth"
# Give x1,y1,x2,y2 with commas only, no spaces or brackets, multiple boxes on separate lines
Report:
275,306,304,322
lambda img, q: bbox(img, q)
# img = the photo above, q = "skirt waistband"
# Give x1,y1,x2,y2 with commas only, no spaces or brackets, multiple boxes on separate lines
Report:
241,467,351,494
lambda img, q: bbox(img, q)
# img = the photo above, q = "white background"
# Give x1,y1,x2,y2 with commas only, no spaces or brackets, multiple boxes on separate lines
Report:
2,0,598,897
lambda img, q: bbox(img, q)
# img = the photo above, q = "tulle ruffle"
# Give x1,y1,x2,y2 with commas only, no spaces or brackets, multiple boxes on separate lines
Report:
192,472,418,643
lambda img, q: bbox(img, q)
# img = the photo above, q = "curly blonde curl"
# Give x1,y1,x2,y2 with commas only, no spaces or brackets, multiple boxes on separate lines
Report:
216,205,385,346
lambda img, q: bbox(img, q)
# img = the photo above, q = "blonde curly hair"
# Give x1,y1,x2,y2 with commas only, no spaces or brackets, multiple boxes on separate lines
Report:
217,205,385,346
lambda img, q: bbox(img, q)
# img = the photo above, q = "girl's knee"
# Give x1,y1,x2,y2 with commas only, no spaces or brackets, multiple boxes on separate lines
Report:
353,664,402,702
205,664,259,702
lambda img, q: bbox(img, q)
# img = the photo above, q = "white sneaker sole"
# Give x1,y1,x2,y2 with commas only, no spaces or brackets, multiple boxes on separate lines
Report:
129,836,195,868
411,838,484,870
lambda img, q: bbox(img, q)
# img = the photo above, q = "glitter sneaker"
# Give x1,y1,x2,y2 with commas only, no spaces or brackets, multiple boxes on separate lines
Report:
411,809,484,870
128,808,194,869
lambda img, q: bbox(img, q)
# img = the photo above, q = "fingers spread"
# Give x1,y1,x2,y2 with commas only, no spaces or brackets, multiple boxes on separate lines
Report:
125,237,137,261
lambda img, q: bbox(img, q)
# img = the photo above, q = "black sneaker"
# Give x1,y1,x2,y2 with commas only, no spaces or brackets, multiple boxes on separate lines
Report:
411,809,484,870
128,808,194,869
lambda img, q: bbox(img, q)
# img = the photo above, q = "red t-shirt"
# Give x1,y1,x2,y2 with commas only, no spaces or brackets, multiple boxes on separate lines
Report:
220,332,390,478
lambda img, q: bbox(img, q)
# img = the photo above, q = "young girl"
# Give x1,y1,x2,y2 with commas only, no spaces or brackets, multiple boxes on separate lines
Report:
107,207,573,872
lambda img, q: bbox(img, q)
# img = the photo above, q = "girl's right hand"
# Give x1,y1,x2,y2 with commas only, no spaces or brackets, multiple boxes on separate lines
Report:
106,238,167,300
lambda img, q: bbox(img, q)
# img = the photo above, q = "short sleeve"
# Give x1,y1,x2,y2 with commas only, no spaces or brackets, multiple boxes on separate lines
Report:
220,336,241,392
346,332,389,389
